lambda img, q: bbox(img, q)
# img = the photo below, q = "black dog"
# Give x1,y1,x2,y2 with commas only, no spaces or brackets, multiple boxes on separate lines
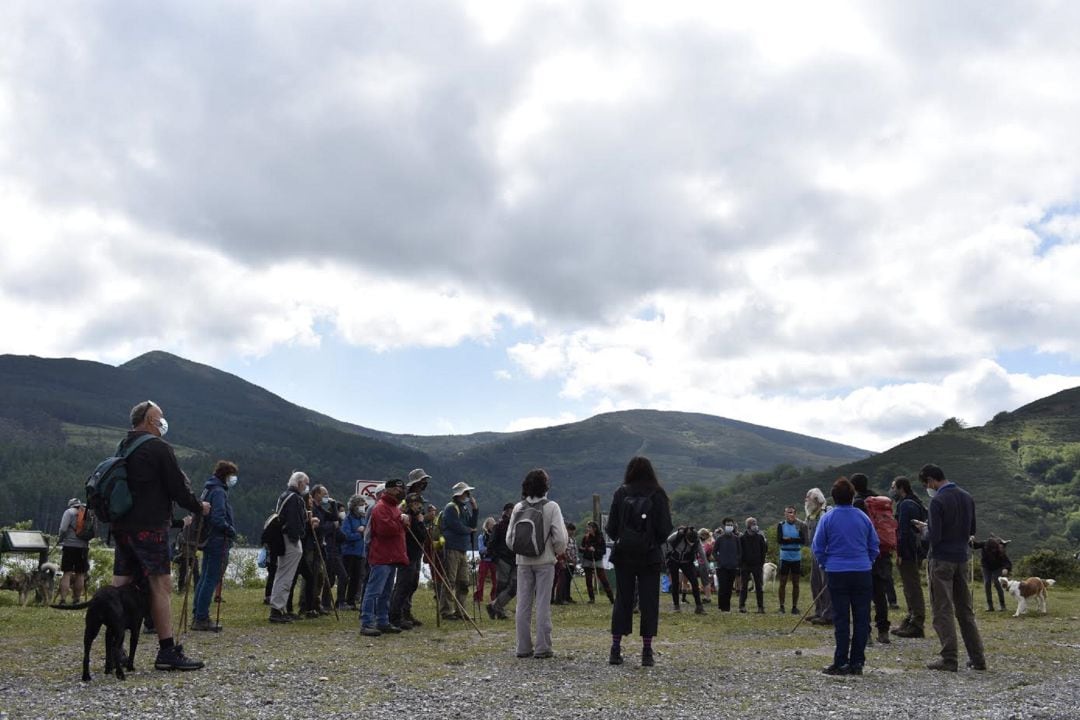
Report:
80,582,149,682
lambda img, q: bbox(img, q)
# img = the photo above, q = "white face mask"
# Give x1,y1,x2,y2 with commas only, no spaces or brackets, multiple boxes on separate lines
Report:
226,475,238,489
156,417,169,437
926,486,938,498
724,525,734,534
338,511,346,521
300,485,310,496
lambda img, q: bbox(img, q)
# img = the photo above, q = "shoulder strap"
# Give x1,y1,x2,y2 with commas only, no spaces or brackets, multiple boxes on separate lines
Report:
119,433,156,458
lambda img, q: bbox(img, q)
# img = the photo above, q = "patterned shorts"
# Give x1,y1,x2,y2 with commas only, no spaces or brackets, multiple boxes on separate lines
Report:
113,529,171,577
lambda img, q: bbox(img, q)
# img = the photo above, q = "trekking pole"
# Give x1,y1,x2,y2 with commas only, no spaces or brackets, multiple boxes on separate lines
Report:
789,584,829,634
310,515,339,622
212,531,230,631
570,566,586,604
176,514,202,638
407,523,482,637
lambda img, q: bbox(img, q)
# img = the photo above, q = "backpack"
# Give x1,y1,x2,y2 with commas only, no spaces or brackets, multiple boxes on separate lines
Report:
613,492,656,559
85,434,157,523
74,506,96,542
906,499,929,559
510,499,549,558
865,496,898,555
260,492,294,555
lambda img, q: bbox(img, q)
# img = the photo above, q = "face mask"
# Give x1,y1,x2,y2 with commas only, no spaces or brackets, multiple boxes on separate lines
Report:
352,506,363,517
226,475,238,489
300,486,310,496
156,417,169,437
748,525,758,534
320,497,330,508
926,486,937,498
338,511,346,521
724,525,734,534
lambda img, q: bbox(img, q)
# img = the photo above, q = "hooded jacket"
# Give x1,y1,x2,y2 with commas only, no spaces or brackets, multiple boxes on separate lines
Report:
201,475,237,546
367,494,408,566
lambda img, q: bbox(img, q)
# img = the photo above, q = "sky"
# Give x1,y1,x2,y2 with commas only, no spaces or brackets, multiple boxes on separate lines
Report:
3,1,1080,452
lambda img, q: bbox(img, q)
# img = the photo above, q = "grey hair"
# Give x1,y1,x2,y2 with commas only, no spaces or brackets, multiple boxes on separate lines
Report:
805,487,826,506
130,400,160,428
288,471,309,488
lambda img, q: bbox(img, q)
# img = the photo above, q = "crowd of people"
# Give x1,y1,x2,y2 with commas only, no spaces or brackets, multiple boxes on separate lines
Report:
59,399,1007,676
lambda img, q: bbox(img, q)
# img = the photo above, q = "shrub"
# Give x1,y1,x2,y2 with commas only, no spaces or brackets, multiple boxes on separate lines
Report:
1015,549,1080,586
1044,463,1075,485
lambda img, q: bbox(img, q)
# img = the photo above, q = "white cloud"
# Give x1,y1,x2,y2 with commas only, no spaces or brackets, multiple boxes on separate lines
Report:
3,3,1080,449
505,411,579,433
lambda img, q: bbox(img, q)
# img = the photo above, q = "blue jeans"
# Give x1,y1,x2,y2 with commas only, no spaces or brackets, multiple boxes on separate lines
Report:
827,570,872,669
193,538,230,621
360,564,398,628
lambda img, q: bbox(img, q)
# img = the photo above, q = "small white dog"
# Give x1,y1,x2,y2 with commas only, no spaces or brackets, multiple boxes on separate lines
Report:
762,562,777,586
998,575,1055,617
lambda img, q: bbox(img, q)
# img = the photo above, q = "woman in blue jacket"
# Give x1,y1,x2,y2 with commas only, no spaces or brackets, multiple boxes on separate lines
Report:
811,476,878,676
192,460,238,631
340,495,368,610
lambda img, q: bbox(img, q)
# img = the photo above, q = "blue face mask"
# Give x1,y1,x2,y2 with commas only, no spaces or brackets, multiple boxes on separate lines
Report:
320,497,330,508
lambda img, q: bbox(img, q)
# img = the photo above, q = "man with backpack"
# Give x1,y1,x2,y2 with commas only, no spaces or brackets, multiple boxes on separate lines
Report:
110,400,209,671
56,498,93,605
891,476,927,638
268,471,311,623
852,473,895,644
439,482,479,620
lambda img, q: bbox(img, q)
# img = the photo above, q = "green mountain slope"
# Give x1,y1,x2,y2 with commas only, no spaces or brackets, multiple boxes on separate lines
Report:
0,351,868,539
672,391,1080,556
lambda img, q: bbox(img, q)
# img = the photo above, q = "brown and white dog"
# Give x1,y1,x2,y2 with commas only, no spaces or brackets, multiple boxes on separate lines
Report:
998,575,1055,617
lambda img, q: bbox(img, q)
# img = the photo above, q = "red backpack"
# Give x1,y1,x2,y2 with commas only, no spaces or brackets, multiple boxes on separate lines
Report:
865,496,898,555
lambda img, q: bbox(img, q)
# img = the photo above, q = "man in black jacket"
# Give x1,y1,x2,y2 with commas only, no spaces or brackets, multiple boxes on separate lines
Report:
486,503,516,620
389,492,428,629
269,471,311,623
111,400,209,671
738,517,767,613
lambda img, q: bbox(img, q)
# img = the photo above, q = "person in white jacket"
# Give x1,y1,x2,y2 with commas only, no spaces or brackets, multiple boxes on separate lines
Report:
505,468,568,659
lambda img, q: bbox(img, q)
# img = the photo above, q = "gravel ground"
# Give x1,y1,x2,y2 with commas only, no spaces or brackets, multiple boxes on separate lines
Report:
2,594,1078,720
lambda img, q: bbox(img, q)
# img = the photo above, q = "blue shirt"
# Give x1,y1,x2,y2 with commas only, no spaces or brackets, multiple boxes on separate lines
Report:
811,505,878,573
778,521,805,562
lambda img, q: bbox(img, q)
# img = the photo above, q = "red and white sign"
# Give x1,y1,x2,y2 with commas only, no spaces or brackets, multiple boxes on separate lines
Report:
354,480,382,505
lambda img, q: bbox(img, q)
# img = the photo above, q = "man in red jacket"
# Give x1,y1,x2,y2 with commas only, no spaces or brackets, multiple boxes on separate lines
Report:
360,479,409,636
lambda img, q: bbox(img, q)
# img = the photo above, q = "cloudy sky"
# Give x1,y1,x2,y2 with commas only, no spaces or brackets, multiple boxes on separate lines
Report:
3,1,1080,451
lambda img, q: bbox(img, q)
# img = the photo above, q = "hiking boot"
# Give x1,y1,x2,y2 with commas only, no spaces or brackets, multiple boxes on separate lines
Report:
694,604,706,615
155,644,204,671
609,646,624,665
757,607,765,614
888,603,900,610
396,619,413,630
892,626,924,638
966,660,987,671
791,606,800,615
533,650,554,659
877,629,891,644
641,649,655,667
269,608,292,624
587,598,595,604
405,614,422,627
777,607,786,614
849,665,863,675
926,659,958,672
672,604,681,613
810,616,833,626
360,625,381,637
376,624,402,634
486,603,497,620
739,606,747,614
822,663,850,675
191,618,222,632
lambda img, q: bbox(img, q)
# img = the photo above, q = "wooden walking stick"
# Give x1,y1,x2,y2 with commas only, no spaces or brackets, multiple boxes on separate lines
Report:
789,583,830,634
409,523,483,637
175,514,202,638
309,513,340,622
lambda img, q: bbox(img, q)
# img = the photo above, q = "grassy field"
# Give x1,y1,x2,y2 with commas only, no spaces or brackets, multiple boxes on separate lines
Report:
1,575,1079,719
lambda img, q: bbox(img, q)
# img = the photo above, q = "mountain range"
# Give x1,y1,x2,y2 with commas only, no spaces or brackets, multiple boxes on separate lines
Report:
1,351,1077,557
0,351,867,539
